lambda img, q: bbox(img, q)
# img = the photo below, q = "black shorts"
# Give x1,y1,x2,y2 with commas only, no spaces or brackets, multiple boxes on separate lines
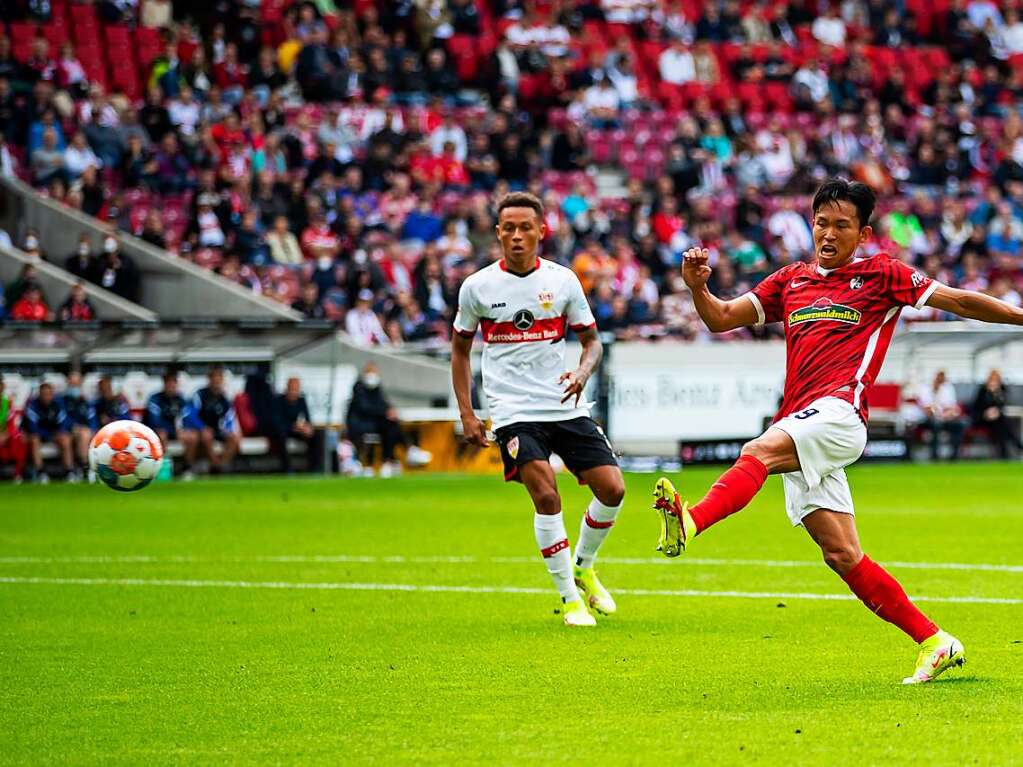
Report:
495,417,618,483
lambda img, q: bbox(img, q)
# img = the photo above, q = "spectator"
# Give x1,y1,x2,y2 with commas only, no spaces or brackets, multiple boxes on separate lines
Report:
31,127,65,186
94,236,140,302
429,112,468,161
582,77,621,128
811,6,847,47
64,234,96,281
63,129,102,178
55,43,89,100
233,209,270,265
10,283,51,321
139,210,167,250
61,371,94,477
266,215,303,265
659,39,696,85
345,362,431,477
273,376,322,473
184,367,240,475
0,374,27,482
292,282,327,319
767,198,813,257
145,372,198,479
20,382,75,482
5,264,40,307
917,370,965,461
345,289,389,346
58,283,96,322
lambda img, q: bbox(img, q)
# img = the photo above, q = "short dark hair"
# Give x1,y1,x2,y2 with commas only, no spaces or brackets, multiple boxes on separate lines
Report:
497,192,544,222
812,178,876,228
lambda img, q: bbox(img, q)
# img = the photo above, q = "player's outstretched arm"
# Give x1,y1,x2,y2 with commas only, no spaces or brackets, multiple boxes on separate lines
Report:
925,284,1023,326
451,332,489,447
682,247,760,332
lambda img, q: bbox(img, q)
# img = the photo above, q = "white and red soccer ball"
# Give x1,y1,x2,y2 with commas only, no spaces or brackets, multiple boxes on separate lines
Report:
89,420,163,492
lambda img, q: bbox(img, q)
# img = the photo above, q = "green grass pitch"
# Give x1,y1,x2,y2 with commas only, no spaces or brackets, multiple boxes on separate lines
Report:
2,463,1023,765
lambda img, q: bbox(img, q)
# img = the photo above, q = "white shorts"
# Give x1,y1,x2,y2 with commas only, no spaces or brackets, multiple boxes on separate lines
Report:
770,396,867,526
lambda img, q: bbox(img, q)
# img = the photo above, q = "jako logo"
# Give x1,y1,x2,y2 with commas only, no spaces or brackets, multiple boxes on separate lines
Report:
788,297,862,326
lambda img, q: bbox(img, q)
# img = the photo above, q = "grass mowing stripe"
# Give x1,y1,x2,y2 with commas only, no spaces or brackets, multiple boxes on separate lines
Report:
2,554,1022,573
1,575,1022,604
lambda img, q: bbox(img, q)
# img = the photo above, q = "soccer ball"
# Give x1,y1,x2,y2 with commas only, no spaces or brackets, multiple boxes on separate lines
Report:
89,420,164,492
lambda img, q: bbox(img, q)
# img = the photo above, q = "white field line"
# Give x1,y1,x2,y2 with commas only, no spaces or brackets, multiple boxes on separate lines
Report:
0,575,1020,605
0,554,1022,574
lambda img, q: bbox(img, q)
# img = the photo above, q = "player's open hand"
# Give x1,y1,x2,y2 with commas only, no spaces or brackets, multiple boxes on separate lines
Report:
559,369,587,405
682,247,712,289
461,414,490,447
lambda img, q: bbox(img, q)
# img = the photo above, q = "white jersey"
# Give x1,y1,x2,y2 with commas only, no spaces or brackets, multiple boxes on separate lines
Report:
454,258,597,429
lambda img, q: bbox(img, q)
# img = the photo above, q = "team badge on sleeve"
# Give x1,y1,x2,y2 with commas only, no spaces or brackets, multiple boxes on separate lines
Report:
507,436,520,459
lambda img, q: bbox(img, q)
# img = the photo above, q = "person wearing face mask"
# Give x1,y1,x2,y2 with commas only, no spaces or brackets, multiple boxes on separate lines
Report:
62,370,95,477
345,362,431,477
22,231,43,260
95,235,140,303
64,234,97,282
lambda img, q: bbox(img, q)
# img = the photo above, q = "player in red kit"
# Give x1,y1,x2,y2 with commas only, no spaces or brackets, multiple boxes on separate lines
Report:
654,178,1023,683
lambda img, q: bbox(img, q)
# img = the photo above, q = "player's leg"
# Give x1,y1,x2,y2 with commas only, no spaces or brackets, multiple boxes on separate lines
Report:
555,418,626,613
220,432,239,471
802,508,965,684
654,426,794,556
72,425,91,469
27,434,43,476
199,426,217,469
573,464,625,614
54,432,75,479
518,459,592,625
178,428,198,479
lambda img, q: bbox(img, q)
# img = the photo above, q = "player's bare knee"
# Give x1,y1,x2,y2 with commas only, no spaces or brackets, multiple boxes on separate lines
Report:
533,488,562,516
822,545,860,575
594,477,625,507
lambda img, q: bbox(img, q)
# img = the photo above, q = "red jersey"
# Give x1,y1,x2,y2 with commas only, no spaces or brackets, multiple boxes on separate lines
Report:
748,253,936,423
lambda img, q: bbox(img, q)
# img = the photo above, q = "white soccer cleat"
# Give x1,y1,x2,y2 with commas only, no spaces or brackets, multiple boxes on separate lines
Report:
405,445,433,467
902,631,966,684
561,598,597,627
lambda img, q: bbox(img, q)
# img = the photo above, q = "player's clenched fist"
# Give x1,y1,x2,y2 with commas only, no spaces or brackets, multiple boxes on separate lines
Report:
682,247,712,290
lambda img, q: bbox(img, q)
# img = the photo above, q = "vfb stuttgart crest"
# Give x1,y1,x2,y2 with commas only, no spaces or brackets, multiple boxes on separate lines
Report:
507,436,520,459
538,290,555,311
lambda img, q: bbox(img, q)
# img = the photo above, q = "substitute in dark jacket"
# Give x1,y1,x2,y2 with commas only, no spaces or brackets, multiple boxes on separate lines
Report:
273,377,322,473
345,362,408,465
971,369,1023,458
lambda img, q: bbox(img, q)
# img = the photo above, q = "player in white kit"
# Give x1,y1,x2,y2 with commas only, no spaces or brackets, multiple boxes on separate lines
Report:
451,192,626,627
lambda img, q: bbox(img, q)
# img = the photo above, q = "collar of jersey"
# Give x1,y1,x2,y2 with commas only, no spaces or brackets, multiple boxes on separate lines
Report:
499,257,541,277
815,256,863,276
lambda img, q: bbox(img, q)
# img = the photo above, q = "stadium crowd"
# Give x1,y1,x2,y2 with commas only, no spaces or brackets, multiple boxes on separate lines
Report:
1,1,1023,342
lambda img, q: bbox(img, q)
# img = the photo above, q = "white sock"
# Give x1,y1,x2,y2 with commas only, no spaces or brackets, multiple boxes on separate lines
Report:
534,512,580,603
575,497,623,570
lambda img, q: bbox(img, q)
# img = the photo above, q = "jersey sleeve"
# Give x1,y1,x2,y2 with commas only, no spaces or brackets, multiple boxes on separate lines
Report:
883,256,939,309
565,272,596,331
452,278,479,338
745,269,787,326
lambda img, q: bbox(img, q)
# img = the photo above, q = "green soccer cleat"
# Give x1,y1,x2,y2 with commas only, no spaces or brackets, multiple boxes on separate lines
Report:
560,598,597,627
574,567,616,615
652,477,696,558
902,631,966,685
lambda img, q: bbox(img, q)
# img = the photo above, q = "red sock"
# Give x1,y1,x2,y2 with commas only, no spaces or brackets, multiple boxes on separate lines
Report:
842,555,938,643
688,455,768,533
